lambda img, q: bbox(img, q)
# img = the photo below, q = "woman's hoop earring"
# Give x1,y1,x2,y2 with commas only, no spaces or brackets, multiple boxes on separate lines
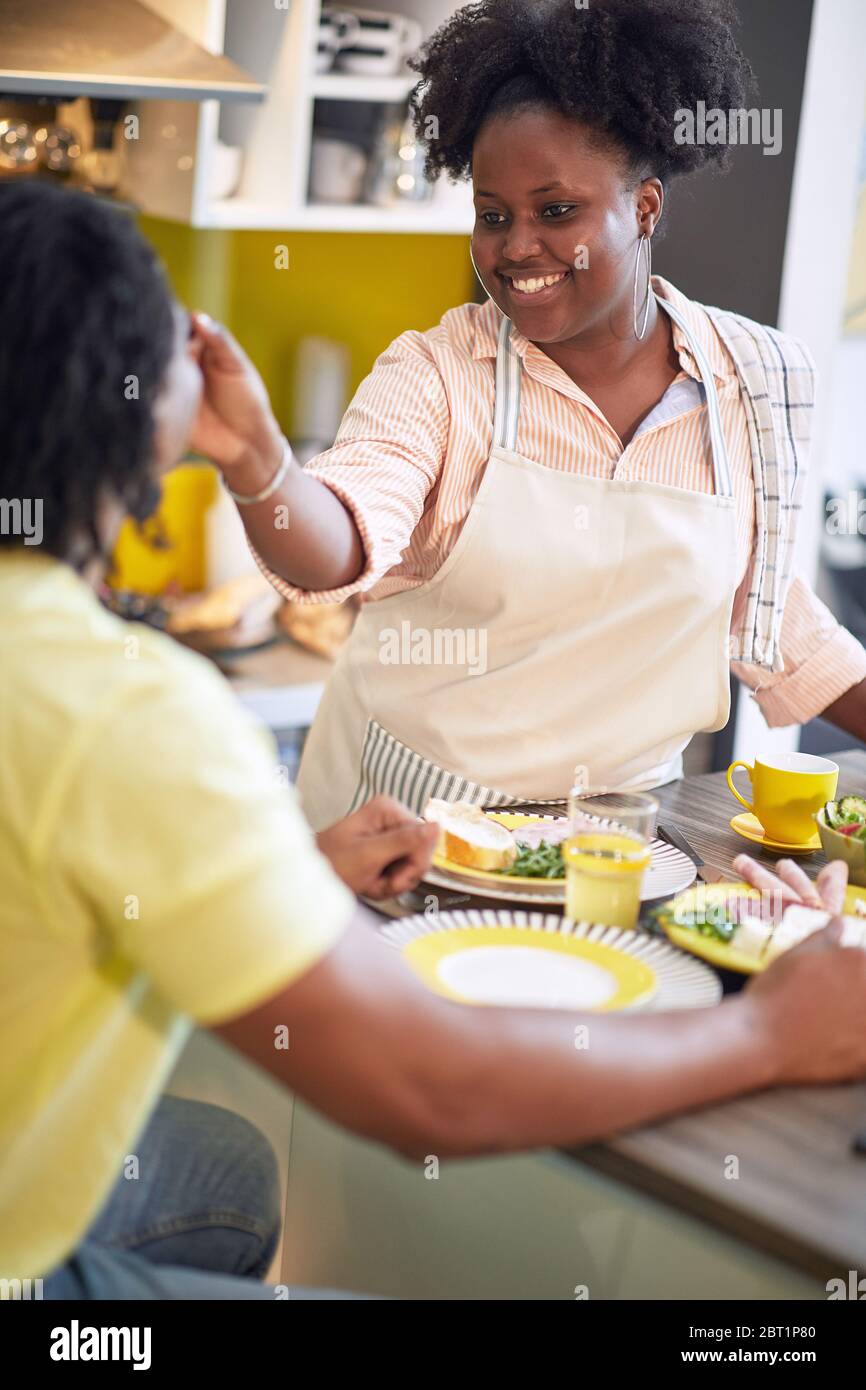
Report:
633,233,653,341
469,239,505,315
469,239,483,288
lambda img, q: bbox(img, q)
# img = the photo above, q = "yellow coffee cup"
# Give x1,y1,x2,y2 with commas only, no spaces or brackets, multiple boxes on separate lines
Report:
726,752,839,845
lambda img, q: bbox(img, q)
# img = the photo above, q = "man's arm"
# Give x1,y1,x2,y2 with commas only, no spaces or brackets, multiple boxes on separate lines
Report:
214,906,866,1161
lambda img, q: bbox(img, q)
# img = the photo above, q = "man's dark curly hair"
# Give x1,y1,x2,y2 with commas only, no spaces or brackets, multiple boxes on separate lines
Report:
410,0,755,185
0,180,175,565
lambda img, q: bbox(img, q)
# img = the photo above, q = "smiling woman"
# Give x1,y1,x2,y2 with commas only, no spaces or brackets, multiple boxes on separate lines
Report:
414,0,753,443
469,102,687,446
207,0,866,831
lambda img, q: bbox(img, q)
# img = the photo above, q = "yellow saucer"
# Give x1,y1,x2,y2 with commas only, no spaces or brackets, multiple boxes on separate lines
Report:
730,812,820,855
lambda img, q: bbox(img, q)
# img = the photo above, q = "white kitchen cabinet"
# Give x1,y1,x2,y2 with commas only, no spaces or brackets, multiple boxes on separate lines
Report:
124,0,473,232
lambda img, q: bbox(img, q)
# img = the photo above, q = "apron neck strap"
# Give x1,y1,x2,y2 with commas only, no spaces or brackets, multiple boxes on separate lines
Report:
492,301,734,499
655,295,733,499
492,313,522,451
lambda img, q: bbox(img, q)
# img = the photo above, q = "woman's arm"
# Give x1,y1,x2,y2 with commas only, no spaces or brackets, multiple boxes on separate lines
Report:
731,574,866,731
822,678,866,744
223,435,367,592
187,313,447,597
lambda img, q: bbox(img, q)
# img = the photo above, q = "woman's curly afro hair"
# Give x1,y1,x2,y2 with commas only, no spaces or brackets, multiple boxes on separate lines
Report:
410,0,755,185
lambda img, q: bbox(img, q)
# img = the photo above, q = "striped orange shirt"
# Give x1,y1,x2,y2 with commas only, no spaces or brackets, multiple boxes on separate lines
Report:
259,276,866,728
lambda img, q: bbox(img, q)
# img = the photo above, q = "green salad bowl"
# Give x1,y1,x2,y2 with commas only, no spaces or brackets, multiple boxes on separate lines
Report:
815,808,866,886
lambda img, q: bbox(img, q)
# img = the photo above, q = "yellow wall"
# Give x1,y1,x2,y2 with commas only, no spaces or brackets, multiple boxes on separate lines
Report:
227,231,473,429
111,220,474,592
139,219,473,435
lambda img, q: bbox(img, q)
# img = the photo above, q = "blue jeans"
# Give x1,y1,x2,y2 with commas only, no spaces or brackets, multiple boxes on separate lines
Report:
42,1097,356,1300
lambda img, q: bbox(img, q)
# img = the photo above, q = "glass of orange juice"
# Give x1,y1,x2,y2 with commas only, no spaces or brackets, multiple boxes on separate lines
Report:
564,786,659,929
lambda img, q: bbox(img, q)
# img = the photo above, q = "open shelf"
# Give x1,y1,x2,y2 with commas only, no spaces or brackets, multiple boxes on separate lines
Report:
204,194,473,233
123,0,471,235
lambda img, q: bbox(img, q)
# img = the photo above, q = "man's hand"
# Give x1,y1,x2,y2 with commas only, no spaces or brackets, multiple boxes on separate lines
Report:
747,920,866,1084
316,796,439,900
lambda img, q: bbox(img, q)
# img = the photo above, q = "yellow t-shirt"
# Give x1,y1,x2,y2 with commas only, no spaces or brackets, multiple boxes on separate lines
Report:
0,552,355,1280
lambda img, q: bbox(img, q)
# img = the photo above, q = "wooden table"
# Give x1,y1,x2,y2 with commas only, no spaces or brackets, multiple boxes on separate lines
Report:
374,750,866,1286
575,748,866,1285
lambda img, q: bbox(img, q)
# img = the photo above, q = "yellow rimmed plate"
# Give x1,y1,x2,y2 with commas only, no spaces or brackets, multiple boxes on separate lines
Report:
653,881,866,975
428,813,696,905
431,814,568,887
379,909,722,1012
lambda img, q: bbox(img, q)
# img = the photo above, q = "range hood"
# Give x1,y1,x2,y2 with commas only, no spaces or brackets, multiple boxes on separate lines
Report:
0,0,265,103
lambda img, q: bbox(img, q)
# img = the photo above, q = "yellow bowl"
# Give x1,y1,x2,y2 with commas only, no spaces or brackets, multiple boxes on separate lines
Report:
815,809,866,886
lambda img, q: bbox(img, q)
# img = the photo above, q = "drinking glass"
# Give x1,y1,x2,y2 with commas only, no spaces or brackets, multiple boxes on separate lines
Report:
565,784,659,929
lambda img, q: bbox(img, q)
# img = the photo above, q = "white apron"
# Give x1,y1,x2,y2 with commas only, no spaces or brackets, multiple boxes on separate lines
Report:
297,295,739,830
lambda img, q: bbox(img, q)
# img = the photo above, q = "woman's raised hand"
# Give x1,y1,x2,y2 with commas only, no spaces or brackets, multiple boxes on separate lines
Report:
188,312,285,480
184,312,364,596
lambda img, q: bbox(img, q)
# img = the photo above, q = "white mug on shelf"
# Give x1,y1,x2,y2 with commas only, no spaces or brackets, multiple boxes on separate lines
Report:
309,135,367,204
207,141,243,201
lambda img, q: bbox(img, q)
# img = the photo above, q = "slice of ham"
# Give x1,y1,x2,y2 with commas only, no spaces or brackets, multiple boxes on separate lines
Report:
815,859,848,914
512,812,663,852
774,858,823,909
511,817,585,850
733,852,850,919
732,854,801,908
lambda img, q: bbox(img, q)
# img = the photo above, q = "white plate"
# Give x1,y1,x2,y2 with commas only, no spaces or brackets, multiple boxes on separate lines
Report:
380,909,721,1012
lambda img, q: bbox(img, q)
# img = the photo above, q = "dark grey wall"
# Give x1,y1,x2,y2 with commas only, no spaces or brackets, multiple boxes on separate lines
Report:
654,0,815,326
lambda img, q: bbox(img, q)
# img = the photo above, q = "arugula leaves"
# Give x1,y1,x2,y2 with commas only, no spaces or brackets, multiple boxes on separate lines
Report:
504,841,565,879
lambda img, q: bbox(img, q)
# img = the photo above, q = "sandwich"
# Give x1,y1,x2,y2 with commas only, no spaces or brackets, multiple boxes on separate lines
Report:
423,799,518,873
